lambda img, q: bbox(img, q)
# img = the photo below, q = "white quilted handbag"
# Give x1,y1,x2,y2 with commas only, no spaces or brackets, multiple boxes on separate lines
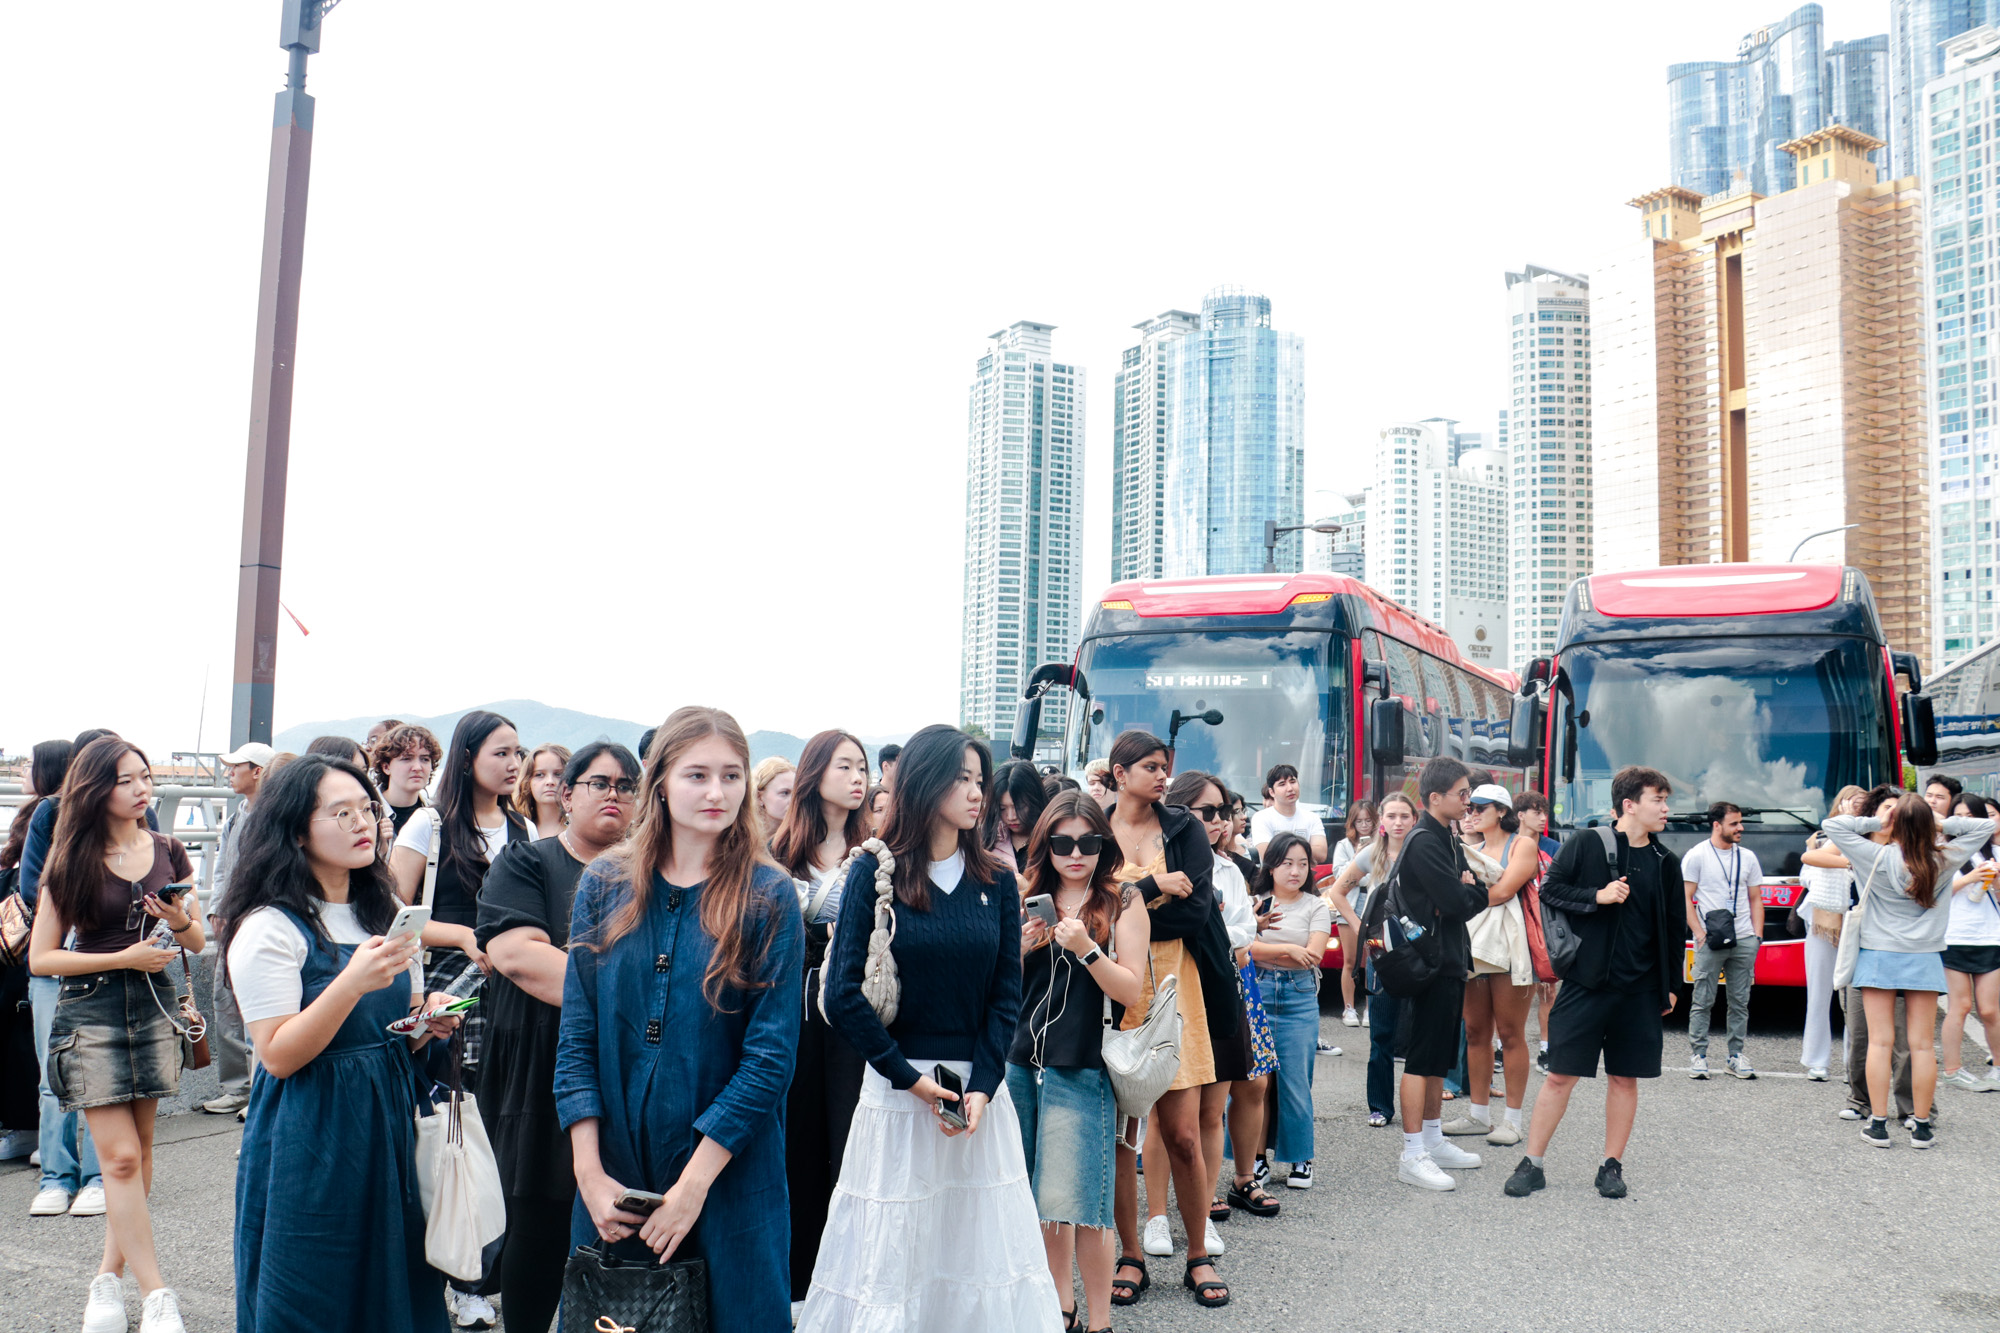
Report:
1101,946,1180,1127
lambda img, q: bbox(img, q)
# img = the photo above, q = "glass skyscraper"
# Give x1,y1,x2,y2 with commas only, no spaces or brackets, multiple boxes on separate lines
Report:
1668,5,1889,198
1892,0,2000,179
1161,288,1305,577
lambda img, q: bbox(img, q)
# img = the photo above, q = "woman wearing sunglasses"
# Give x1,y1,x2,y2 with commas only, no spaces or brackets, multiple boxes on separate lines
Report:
1443,785,1541,1147
474,742,641,1333
1009,793,1149,1333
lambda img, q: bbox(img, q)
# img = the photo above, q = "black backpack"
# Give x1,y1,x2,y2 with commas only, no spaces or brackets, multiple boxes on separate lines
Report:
1531,828,1608,981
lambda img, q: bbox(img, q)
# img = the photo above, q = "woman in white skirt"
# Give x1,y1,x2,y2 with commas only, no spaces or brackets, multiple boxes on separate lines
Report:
801,724,1062,1331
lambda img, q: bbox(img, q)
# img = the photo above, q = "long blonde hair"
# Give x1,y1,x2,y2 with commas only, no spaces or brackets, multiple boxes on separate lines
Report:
591,707,779,1011
515,744,573,825
1364,792,1419,887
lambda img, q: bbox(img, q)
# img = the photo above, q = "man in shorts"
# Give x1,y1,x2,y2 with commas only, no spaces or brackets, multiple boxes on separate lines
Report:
1505,766,1682,1200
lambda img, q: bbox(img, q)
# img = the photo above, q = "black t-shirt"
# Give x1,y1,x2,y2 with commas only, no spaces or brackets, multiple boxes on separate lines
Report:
389,801,424,836
1608,838,1667,993
475,836,588,1202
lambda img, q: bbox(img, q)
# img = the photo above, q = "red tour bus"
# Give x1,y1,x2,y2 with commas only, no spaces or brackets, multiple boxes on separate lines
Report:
1504,563,1939,987
1010,572,1536,973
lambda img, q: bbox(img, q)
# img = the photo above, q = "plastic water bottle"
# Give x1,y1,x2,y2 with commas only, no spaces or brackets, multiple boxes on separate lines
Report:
1398,915,1426,942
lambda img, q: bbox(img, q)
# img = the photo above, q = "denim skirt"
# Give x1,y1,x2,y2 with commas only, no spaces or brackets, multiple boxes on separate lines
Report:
1852,947,1947,993
1005,1062,1117,1230
45,969,182,1112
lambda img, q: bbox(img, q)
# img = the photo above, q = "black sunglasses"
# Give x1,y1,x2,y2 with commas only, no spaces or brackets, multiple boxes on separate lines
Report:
1192,804,1230,821
1047,834,1105,856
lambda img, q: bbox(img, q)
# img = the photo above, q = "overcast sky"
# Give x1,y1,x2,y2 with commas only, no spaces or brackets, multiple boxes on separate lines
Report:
2,1,1896,759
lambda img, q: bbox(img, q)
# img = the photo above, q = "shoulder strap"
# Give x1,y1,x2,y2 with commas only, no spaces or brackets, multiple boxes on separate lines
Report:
1593,825,1617,867
421,808,444,910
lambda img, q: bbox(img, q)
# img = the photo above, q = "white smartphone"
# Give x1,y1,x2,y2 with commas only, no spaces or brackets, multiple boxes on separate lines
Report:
386,905,431,943
1023,894,1059,928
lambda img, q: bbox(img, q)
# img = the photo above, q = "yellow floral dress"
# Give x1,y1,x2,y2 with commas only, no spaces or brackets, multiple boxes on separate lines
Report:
1115,851,1215,1090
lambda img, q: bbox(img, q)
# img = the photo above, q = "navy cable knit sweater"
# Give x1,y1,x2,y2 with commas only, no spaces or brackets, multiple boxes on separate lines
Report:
822,851,1022,1099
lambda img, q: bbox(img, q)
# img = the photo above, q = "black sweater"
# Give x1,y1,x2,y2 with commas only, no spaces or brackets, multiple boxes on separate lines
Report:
1125,800,1240,1062
1396,812,1488,972
823,851,1022,1100
1541,828,1684,1009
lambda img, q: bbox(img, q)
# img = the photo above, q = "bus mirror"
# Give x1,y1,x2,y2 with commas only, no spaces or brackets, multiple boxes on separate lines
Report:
1506,694,1543,768
1902,692,1939,767
1524,657,1551,688
1009,695,1042,762
1891,652,1923,694
1370,699,1405,766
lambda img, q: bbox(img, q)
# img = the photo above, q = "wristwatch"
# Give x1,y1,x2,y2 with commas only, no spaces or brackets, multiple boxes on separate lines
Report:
1079,946,1104,966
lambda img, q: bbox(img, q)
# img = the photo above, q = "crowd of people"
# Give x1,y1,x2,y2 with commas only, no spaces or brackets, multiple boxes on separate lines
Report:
3,717,1999,1332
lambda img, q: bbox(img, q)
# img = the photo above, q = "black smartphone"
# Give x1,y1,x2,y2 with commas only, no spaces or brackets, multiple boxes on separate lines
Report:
1257,895,1275,916
158,884,191,905
932,1063,968,1130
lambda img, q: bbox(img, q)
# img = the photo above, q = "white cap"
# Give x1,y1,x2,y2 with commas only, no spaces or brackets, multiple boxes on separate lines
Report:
1468,784,1512,809
219,742,276,767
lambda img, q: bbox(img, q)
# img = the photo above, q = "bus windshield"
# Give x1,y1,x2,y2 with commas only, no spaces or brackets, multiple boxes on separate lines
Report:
1066,631,1346,811
1553,636,1889,826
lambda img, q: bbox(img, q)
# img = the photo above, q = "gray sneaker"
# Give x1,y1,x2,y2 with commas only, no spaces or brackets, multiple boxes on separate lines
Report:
1688,1054,1709,1080
1727,1054,1757,1080
1940,1067,1990,1093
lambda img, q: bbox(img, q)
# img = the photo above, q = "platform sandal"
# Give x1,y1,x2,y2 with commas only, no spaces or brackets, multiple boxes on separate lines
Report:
1111,1256,1148,1306
1183,1255,1229,1308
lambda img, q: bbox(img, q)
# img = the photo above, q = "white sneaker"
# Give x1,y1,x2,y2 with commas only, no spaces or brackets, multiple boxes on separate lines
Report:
139,1287,185,1333
1203,1219,1225,1256
81,1273,126,1333
30,1187,72,1217
1485,1120,1523,1147
1342,1007,1360,1027
29,1149,41,1168
1427,1138,1484,1169
70,1184,107,1217
1142,1213,1173,1256
1727,1054,1757,1080
1985,1068,2000,1090
1837,1106,1864,1120
1940,1067,1990,1093
1805,1067,1829,1082
1688,1054,1709,1079
446,1287,497,1329
1397,1153,1456,1191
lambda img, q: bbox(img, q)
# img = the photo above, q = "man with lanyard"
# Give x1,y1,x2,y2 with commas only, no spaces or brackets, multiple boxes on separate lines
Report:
1682,801,1764,1081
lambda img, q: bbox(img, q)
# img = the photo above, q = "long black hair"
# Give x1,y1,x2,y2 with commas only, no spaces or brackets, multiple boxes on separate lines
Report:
219,755,401,974
1954,791,1995,861
435,709,528,893
564,740,641,788
1254,831,1316,899
771,729,871,880
3,739,74,871
878,724,1000,912
988,758,1050,853
1102,730,1168,793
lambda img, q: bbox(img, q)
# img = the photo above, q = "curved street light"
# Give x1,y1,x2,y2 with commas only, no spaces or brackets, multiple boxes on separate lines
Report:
1789,523,1860,562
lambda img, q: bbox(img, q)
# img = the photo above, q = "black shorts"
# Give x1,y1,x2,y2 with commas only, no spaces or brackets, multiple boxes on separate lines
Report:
1942,944,2000,976
1402,972,1466,1078
1545,981,1663,1079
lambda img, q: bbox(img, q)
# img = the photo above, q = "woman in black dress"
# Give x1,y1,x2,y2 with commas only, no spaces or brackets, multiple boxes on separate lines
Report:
476,741,640,1333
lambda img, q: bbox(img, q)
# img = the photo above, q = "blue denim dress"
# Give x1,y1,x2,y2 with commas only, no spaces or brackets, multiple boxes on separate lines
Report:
234,908,442,1333
555,865,804,1332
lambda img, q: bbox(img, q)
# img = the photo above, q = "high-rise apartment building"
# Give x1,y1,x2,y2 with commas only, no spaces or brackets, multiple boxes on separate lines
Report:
1306,488,1368,577
1599,126,1930,662
1366,423,1509,667
1669,5,1889,198
1923,25,2000,663
1162,288,1306,577
1505,266,1594,667
1891,0,2000,180
1109,310,1200,583
960,321,1086,745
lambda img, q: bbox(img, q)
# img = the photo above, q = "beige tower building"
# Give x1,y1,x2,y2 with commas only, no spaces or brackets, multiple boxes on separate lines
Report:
1594,125,1931,661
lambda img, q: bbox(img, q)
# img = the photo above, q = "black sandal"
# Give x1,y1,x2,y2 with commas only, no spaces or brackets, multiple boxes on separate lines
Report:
1111,1256,1148,1306
1062,1308,1082,1333
1184,1256,1229,1308
1226,1177,1280,1217
1208,1198,1232,1223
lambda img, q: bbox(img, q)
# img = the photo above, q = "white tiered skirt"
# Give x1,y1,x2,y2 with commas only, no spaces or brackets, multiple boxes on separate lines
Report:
796,1059,1064,1332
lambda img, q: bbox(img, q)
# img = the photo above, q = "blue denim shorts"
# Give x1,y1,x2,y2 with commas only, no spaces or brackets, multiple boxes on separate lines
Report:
46,970,183,1112
1005,1062,1115,1230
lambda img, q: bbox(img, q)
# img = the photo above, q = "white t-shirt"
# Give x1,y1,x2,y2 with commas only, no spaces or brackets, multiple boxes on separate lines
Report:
1330,837,1360,878
1251,806,1322,851
393,812,516,868
228,903,424,1025
930,849,966,896
1213,854,1255,951
1947,850,2000,946
1681,839,1764,937
1259,891,1331,951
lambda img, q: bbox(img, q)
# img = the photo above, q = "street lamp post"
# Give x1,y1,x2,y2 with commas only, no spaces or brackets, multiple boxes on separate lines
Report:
1263,520,1347,574
230,0,338,747
1788,523,1861,562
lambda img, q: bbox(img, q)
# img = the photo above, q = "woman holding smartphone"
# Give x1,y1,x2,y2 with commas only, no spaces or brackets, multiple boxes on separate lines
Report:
1248,833,1331,1190
1010,792,1149,1333
476,742,640,1333
800,724,1058,1331
1328,801,1377,1026
769,728,874,1306
1324,792,1416,1128
555,708,803,1330
223,755,460,1331
29,738,203,1333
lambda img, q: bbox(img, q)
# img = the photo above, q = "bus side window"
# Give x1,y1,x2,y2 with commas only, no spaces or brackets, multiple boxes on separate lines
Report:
1418,653,1456,759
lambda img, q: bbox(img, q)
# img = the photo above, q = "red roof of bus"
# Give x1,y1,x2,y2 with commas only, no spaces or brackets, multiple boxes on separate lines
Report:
1096,572,1519,691
1588,564,1844,618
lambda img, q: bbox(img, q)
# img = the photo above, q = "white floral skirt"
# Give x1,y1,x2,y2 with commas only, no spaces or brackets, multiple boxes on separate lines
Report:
797,1059,1064,1332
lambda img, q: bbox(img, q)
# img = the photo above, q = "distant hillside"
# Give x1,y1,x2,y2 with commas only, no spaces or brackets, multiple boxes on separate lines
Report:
276,704,901,766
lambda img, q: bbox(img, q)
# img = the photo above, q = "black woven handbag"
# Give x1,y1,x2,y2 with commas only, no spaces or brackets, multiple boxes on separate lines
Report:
559,1245,709,1333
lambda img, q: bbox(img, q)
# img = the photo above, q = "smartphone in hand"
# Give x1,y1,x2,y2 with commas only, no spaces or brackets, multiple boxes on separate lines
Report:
613,1188,665,1215
933,1064,968,1130
1023,894,1058,928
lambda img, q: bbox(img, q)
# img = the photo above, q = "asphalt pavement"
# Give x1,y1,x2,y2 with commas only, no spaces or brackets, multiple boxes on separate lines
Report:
4,989,1999,1332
